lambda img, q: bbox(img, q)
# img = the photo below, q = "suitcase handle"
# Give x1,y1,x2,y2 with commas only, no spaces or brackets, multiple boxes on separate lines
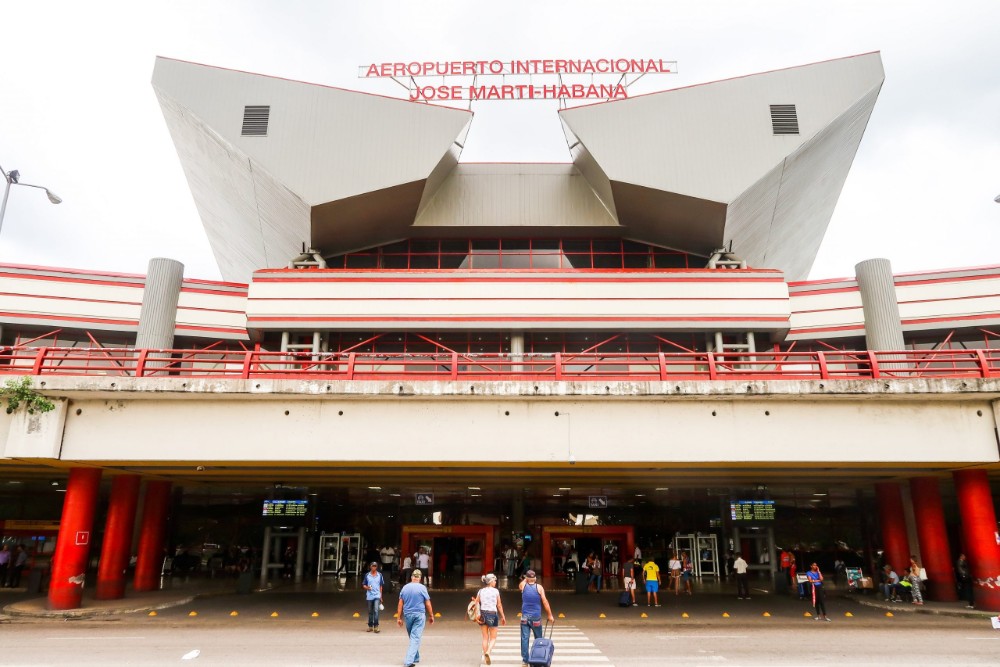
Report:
544,619,555,639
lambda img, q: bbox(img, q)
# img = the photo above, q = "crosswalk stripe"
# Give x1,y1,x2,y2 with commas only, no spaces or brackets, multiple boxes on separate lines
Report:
479,624,613,666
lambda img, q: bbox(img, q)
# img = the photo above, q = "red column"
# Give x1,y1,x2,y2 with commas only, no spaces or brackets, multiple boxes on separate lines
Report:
133,481,172,592
954,469,1000,610
875,482,911,574
910,477,958,600
95,475,141,600
48,468,102,610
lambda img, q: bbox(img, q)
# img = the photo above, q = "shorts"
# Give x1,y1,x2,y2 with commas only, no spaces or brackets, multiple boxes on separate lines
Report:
481,611,499,628
624,577,635,591
682,571,693,580
645,580,659,593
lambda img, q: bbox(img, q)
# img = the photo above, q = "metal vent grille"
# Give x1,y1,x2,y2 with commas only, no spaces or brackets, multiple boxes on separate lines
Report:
241,105,270,136
769,104,799,135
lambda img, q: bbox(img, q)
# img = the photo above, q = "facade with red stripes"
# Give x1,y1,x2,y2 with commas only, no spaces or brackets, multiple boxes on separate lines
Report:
1,52,998,610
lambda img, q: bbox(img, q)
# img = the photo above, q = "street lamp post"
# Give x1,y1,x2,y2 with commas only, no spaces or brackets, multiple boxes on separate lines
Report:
1,163,62,237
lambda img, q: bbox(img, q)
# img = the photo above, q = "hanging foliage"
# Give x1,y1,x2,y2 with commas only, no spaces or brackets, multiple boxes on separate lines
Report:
1,377,56,415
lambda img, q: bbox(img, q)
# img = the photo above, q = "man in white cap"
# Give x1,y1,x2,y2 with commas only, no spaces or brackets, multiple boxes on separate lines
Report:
397,569,434,667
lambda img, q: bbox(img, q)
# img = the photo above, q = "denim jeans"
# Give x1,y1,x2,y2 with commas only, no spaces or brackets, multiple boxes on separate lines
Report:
520,614,542,663
403,612,425,665
367,598,380,627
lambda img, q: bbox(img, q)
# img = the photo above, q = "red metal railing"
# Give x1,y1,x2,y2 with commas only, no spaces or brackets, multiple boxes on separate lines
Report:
0,346,996,381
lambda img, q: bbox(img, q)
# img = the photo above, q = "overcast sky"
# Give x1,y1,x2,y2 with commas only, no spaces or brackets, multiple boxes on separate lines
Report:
1,0,997,282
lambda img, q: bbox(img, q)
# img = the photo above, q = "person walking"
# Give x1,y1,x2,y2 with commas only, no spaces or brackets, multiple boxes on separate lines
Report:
642,555,661,607
622,558,639,606
806,562,830,621
734,552,750,599
504,544,518,578
396,569,434,667
907,555,925,606
518,569,555,667
474,573,506,665
380,544,396,578
362,561,384,633
956,553,974,608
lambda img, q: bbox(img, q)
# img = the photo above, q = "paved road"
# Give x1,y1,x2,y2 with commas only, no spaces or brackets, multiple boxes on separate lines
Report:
3,590,998,666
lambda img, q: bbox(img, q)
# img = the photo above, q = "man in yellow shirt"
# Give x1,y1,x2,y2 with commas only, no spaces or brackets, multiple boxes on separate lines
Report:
642,556,661,607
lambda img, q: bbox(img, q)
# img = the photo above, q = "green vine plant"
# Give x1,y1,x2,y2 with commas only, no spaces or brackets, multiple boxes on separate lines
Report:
1,377,56,415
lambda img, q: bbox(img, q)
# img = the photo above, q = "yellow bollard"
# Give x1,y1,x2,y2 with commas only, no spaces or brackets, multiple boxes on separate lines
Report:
844,612,853,617
517,612,522,618
148,611,157,617
353,612,361,618
598,613,606,618
681,612,689,618
393,612,400,618
188,611,198,617
230,611,238,617
434,612,441,617
885,612,894,617
640,612,648,618
762,612,771,617
804,611,812,617
558,612,565,619
312,612,320,617
722,612,730,618
271,612,279,617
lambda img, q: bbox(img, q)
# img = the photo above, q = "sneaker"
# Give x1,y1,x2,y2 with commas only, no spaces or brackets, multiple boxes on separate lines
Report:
632,603,638,607
966,605,975,609
824,617,831,622
484,653,491,665
655,604,661,607
813,616,820,621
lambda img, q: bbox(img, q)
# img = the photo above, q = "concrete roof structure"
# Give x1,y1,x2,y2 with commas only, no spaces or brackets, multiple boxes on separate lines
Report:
153,53,883,282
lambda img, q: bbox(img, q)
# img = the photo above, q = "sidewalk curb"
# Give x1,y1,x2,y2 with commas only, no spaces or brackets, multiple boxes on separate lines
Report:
2,594,196,619
849,596,996,619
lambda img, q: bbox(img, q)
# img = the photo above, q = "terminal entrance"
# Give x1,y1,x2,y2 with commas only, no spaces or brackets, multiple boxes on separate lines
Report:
540,525,634,580
401,525,494,586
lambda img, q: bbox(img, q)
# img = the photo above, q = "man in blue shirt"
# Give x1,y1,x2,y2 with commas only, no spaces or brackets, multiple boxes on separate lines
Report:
362,561,384,633
396,569,434,667
518,569,555,666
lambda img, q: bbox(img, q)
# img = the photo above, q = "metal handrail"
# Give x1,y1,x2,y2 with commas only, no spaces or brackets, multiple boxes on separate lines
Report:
0,346,996,381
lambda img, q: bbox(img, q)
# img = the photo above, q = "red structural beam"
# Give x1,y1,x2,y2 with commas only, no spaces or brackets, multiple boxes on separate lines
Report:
0,346,997,381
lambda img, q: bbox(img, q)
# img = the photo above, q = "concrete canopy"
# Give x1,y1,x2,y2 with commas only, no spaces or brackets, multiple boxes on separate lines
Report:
559,53,884,280
152,57,472,282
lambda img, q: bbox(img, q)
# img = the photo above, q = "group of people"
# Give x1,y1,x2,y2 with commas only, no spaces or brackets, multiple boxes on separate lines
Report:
364,564,555,667
619,551,694,607
0,544,28,588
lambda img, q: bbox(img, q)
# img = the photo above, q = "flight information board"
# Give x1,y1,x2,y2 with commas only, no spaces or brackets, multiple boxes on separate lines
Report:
262,499,308,518
730,500,776,521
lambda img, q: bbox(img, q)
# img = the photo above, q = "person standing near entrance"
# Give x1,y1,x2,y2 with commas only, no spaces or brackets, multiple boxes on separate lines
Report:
0,545,9,587
642,555,661,607
956,553,974,608
416,548,431,587
362,561,384,633
622,558,639,606
518,569,554,667
680,551,694,595
474,573,506,665
504,544,518,578
400,552,413,586
668,552,682,594
397,569,434,667
734,552,750,599
380,545,396,578
8,545,27,588
806,562,830,621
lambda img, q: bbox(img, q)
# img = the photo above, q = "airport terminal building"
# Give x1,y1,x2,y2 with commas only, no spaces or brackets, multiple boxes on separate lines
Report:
1,52,999,611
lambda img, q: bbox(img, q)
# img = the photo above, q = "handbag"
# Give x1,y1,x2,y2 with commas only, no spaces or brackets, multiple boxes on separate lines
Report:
466,598,481,622
918,568,928,581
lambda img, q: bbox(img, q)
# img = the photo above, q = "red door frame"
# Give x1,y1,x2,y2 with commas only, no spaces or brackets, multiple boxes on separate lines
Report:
401,525,495,578
541,525,635,579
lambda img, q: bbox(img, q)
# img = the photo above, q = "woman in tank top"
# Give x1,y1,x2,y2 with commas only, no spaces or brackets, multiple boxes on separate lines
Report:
474,573,506,664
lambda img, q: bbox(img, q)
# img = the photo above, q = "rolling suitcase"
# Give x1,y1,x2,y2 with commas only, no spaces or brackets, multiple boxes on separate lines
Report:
527,621,555,667
618,590,631,607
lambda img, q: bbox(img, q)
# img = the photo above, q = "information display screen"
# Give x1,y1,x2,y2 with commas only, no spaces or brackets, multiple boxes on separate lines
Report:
729,500,776,521
262,499,308,519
